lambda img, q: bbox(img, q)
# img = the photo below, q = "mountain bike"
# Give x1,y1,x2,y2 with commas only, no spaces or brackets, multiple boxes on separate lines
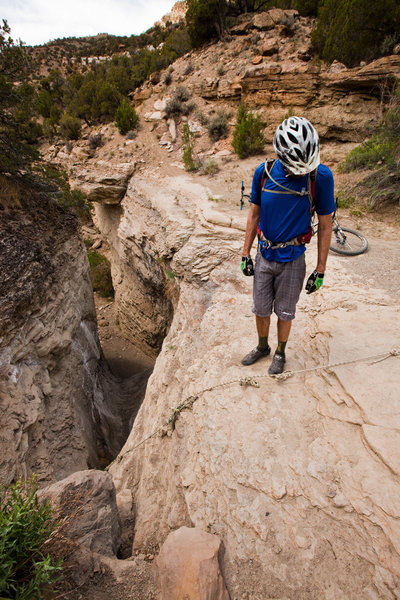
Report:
240,181,368,256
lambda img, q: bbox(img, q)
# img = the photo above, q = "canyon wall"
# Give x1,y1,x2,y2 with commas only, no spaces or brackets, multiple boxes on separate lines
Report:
107,174,400,599
0,177,126,485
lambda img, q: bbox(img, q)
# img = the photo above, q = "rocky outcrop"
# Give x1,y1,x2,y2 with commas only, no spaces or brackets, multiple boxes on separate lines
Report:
107,173,400,599
0,177,130,485
70,162,135,204
142,9,400,144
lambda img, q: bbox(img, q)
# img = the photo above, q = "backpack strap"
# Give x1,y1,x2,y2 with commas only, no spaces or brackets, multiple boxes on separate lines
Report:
261,158,275,192
308,167,318,215
262,159,318,213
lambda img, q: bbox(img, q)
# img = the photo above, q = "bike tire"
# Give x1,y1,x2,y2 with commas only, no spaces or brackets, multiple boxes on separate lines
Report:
330,226,368,256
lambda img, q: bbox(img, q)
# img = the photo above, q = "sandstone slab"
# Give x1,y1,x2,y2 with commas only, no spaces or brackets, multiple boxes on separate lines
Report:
156,527,229,600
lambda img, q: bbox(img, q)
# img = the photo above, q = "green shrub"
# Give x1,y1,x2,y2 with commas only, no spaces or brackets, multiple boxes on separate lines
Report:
339,84,400,207
312,0,400,67
200,158,220,176
232,100,265,159
174,85,190,103
207,110,229,142
339,139,385,172
0,477,63,600
37,165,92,220
114,98,139,135
165,86,192,119
87,250,114,297
59,113,82,140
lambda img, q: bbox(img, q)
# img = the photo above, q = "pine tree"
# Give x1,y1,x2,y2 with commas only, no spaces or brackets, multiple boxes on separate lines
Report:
232,101,265,159
0,21,39,176
115,98,139,135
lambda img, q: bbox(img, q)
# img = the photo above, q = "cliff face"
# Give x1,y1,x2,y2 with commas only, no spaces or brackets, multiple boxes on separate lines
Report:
0,177,124,485
106,172,400,599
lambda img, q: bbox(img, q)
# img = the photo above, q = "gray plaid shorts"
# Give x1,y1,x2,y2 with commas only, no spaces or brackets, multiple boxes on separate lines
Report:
252,251,306,320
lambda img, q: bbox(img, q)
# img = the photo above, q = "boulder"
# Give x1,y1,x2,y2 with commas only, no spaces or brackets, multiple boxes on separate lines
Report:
262,38,279,56
144,111,164,122
252,12,275,31
156,527,229,600
154,98,168,112
268,8,298,27
70,163,135,204
39,470,121,557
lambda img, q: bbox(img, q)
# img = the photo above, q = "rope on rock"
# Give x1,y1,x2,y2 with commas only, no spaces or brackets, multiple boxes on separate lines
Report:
106,346,399,470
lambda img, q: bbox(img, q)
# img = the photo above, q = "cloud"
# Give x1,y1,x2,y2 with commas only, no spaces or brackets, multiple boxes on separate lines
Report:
0,0,177,45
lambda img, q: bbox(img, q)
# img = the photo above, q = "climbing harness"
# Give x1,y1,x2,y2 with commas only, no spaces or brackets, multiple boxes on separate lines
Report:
105,346,399,470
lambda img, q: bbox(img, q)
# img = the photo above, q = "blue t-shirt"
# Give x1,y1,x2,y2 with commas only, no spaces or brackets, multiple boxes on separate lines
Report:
251,159,335,262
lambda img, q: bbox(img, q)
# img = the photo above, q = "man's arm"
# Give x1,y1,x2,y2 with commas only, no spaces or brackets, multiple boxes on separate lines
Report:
242,203,261,256
316,213,333,273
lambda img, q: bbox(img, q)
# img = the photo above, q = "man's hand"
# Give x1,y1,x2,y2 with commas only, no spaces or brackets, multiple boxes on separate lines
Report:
241,255,254,276
305,270,324,294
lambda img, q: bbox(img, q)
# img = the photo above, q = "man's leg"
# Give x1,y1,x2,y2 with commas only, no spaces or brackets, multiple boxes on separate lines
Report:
269,255,305,375
277,318,291,343
256,315,270,341
241,315,271,365
242,254,274,366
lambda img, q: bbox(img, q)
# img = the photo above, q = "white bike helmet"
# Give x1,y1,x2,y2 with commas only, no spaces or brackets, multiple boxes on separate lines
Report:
273,116,320,175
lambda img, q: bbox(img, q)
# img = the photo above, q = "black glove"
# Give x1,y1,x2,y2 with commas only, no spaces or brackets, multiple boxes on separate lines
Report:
305,270,324,294
241,255,254,276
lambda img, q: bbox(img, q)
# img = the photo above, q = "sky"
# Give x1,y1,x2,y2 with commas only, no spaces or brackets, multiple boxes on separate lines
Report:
0,0,178,46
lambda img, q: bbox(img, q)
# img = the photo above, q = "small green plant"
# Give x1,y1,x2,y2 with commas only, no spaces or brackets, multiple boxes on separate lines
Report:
37,165,92,220
87,249,114,298
338,139,385,172
0,477,63,600
166,268,175,280
200,158,220,176
194,109,209,126
115,99,139,135
87,133,103,150
335,190,355,208
232,100,265,159
165,86,192,119
174,85,190,103
182,123,198,172
207,110,229,142
59,113,82,140
183,62,194,76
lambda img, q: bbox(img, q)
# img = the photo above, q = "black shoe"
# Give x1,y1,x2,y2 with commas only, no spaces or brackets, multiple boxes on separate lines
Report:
268,353,286,375
241,345,271,366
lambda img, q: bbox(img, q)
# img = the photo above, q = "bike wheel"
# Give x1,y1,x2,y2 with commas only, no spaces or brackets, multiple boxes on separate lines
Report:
330,226,368,256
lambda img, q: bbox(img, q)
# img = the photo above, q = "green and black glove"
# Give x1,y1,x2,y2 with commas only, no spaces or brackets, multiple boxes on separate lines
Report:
305,270,324,294
241,255,254,276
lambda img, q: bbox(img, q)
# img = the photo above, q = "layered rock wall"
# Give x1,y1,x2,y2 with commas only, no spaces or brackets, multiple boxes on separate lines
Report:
0,177,124,484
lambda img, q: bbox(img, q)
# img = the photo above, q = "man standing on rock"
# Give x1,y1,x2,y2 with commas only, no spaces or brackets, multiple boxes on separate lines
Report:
241,116,335,375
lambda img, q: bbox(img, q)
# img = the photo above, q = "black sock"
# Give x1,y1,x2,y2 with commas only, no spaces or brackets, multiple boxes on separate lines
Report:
276,341,287,356
257,336,269,351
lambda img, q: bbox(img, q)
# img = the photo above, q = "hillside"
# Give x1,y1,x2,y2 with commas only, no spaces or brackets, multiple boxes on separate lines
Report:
1,4,400,600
